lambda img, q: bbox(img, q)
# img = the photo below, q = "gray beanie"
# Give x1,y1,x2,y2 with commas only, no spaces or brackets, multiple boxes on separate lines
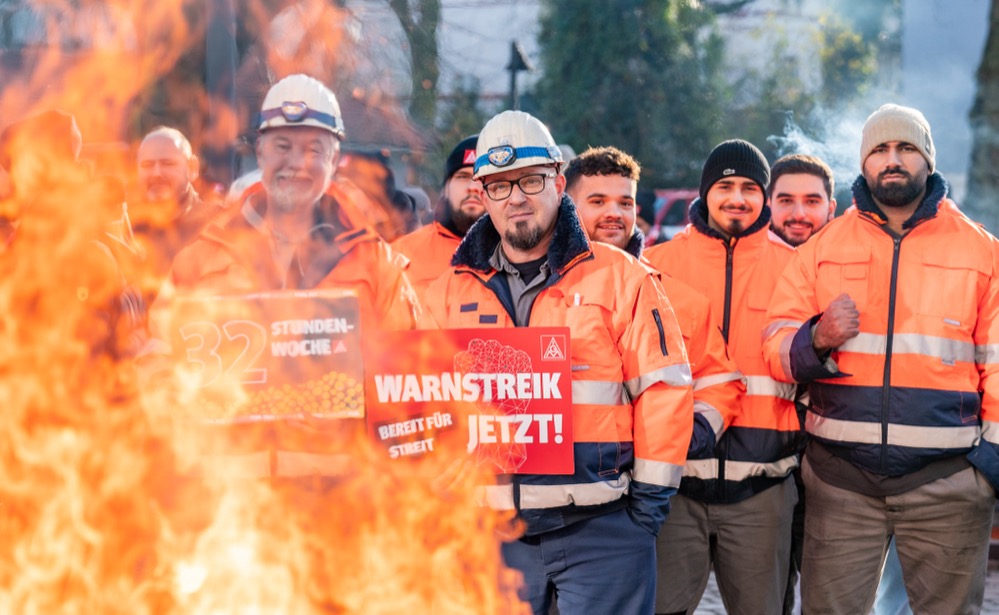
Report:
860,104,935,173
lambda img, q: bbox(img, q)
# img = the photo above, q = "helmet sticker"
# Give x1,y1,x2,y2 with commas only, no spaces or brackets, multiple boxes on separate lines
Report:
280,101,309,122
487,145,516,168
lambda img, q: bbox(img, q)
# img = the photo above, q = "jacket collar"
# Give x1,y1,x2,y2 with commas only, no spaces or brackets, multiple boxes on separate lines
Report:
851,172,948,230
624,228,645,259
688,196,772,242
452,193,591,274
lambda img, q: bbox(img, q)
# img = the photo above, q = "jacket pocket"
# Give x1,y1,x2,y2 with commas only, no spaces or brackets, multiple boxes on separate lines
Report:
561,293,618,370
816,246,871,312
917,251,987,325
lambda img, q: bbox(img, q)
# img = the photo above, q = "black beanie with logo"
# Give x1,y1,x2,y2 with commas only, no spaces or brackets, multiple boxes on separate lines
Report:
443,134,479,186
698,139,770,201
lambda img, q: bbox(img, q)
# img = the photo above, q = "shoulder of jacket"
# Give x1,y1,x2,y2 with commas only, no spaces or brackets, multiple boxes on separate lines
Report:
392,222,436,249
659,273,710,312
762,228,796,253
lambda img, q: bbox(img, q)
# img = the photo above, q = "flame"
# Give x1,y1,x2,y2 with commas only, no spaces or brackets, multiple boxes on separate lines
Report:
0,2,527,612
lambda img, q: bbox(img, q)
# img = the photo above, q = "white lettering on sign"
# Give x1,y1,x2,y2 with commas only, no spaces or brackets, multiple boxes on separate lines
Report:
467,413,565,450
388,438,436,458
270,318,351,336
372,372,562,403
377,412,454,440
270,338,333,357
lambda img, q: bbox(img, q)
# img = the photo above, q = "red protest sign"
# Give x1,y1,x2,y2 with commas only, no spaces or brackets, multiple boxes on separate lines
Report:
363,328,574,474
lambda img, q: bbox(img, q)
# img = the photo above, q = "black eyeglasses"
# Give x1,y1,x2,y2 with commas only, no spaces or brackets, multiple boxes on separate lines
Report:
483,173,555,200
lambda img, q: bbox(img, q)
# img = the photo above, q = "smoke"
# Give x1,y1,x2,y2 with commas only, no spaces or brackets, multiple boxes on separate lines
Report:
767,108,866,203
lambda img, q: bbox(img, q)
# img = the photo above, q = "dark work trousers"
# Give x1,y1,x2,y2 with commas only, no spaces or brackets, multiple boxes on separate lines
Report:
503,507,657,615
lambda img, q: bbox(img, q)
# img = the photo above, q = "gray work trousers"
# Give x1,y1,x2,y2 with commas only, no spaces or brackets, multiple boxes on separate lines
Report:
800,457,995,615
654,478,797,615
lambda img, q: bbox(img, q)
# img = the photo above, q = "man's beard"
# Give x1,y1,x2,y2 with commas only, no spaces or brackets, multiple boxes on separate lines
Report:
870,169,924,208
143,181,173,203
723,219,747,237
771,222,811,247
269,190,303,213
448,198,480,235
504,220,544,251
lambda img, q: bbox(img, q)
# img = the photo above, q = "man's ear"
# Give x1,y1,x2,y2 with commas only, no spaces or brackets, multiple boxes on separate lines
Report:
554,172,567,196
828,198,838,220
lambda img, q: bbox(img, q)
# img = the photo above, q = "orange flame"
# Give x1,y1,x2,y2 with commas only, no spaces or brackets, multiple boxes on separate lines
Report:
0,2,527,611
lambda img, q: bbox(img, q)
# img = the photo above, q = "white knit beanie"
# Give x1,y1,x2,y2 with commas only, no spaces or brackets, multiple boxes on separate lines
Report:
860,104,935,173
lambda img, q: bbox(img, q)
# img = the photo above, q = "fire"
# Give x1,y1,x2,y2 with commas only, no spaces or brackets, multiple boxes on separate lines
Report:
0,1,527,612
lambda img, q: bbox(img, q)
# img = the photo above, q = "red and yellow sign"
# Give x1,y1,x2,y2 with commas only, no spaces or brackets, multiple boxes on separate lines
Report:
169,288,364,423
363,328,574,474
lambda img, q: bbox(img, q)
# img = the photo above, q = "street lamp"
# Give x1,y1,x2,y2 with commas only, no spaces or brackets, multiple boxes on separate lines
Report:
506,40,534,110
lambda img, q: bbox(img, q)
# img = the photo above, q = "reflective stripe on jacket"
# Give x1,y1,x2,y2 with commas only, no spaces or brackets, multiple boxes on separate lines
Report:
424,195,694,536
645,201,799,503
763,173,999,487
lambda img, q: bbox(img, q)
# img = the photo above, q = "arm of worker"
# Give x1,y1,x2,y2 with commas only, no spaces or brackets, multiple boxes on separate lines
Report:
967,238,999,493
621,273,694,535
763,249,855,384
684,298,745,459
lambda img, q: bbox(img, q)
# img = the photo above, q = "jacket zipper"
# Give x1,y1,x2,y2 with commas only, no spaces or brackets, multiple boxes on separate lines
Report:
652,309,668,356
718,238,736,498
880,236,902,473
721,239,736,343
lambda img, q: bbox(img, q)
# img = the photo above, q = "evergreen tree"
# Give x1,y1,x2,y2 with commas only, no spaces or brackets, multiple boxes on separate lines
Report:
533,0,729,187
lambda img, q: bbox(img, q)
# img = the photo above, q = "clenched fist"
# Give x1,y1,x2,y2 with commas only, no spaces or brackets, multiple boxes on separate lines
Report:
813,293,860,353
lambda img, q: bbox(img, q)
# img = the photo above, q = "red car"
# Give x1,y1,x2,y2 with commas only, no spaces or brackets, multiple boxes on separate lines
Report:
644,188,699,247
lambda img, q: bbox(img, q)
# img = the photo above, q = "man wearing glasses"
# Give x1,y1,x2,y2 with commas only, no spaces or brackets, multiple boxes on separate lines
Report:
423,110,694,615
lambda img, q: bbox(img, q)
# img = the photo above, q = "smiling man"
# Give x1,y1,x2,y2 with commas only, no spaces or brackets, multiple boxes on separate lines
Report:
162,74,417,324
424,111,693,615
645,139,800,615
131,127,225,303
768,154,837,247
763,104,999,614
147,74,418,480
563,145,639,251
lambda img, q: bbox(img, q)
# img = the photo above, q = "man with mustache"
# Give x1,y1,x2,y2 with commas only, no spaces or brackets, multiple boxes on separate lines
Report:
768,154,837,248
424,111,693,615
564,145,742,466
393,135,484,300
131,127,223,303
763,104,999,614
645,140,800,615
763,152,838,615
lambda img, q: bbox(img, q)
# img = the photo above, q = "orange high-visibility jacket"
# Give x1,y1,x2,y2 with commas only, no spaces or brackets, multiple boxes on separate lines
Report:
392,220,461,301
152,180,419,479
624,232,745,461
645,202,799,503
166,181,418,331
424,195,694,536
763,174,999,487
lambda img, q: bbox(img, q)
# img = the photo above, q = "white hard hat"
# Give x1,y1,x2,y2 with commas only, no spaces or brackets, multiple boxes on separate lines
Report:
258,74,345,138
473,110,563,179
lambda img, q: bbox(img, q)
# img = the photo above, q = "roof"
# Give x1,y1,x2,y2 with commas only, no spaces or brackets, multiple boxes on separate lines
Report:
339,96,431,154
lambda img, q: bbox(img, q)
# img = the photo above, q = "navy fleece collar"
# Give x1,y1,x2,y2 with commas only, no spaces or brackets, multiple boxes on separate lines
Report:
851,172,949,230
625,228,645,259
688,197,772,241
